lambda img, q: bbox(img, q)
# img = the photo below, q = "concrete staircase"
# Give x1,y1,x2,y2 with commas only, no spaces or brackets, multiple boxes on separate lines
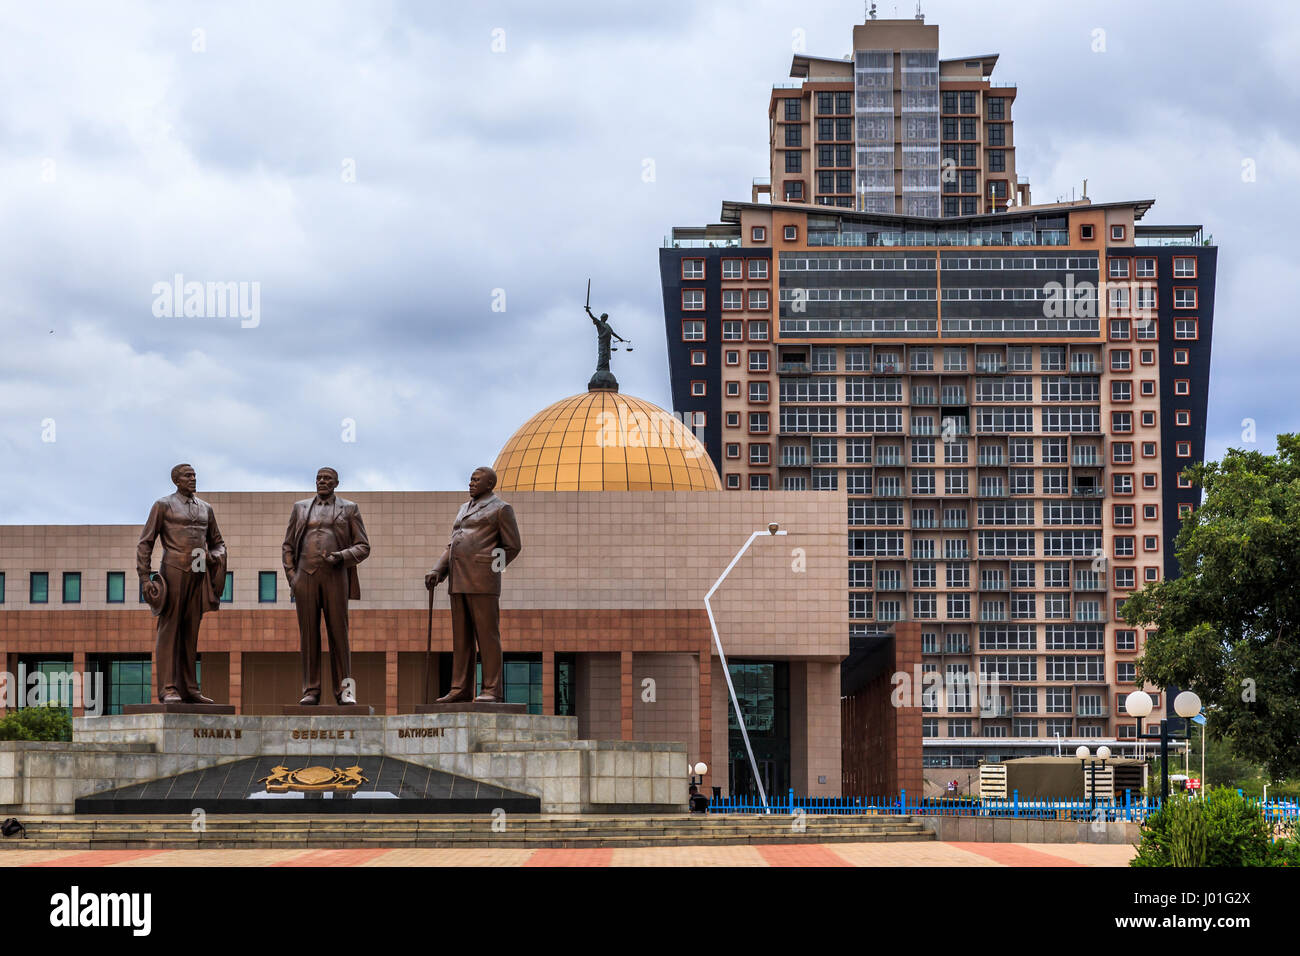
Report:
0,813,935,850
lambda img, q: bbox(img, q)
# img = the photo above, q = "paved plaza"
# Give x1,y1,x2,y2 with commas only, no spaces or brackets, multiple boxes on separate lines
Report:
0,842,1136,867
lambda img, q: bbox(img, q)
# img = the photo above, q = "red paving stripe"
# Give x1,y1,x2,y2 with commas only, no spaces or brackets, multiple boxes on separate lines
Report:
271,848,394,867
756,844,852,867
26,850,168,868
524,848,614,867
946,842,1084,867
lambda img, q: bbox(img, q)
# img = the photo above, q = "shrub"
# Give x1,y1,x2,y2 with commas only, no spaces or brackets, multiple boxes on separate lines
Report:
0,705,72,742
1132,787,1271,867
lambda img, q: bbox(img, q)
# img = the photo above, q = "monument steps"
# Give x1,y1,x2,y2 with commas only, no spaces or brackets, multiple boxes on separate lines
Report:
0,814,935,849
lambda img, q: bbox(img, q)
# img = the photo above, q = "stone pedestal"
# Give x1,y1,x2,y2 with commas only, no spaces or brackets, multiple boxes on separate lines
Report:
124,703,236,715
35,712,690,816
281,704,376,716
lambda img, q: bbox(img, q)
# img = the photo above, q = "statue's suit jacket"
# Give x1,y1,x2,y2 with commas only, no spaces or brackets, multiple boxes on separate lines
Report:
281,496,370,600
431,492,522,594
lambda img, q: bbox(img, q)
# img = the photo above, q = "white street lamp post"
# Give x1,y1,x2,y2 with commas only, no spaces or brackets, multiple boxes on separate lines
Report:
704,523,787,814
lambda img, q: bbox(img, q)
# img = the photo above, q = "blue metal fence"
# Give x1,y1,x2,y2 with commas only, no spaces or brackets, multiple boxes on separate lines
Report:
707,788,1300,826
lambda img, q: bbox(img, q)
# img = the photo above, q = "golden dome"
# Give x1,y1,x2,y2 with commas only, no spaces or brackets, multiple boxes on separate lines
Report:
494,389,722,491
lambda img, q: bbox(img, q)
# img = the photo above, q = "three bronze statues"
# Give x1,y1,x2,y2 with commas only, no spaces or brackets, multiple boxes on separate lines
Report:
139,463,522,708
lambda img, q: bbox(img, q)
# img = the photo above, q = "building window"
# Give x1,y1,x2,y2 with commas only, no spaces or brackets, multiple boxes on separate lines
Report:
1080,224,1094,240
1173,257,1197,278
1136,258,1156,278
1178,503,1193,518
690,381,706,397
749,474,770,491
1176,441,1191,457
783,225,798,241
1174,319,1199,340
726,474,740,489
690,350,706,366
749,443,769,465
722,259,742,280
1143,473,1158,489
725,381,740,397
749,382,769,403
751,226,766,242
1141,411,1156,427
722,321,742,341
1110,224,1125,241
1108,259,1130,279
748,290,769,311
1111,381,1132,402
221,572,233,602
1112,442,1133,464
1109,319,1130,341
1141,442,1157,458
748,350,769,371
1173,288,1198,309
1177,473,1193,489
682,320,704,340
1117,662,1136,684
1114,535,1136,558
1140,380,1156,397
1111,412,1132,433
1110,349,1131,371
725,350,740,366
682,259,704,280
61,571,81,603
1174,349,1189,364
726,412,740,428
1113,505,1134,526
748,320,769,341
1174,379,1190,396
1175,409,1190,426
30,571,49,604
258,571,277,603
784,182,803,201
785,152,801,173
1139,349,1155,365
748,259,768,280
721,290,741,311
106,571,125,604
749,413,769,434
681,290,704,311
725,443,740,460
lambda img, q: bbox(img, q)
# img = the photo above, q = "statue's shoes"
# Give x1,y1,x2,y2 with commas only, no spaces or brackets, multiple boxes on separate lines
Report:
435,693,471,703
161,693,183,704
185,694,215,705
474,695,503,704
299,694,319,705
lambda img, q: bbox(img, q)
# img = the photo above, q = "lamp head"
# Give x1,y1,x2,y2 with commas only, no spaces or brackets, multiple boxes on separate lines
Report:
1097,746,1112,760
1174,690,1202,719
767,522,780,535
1125,690,1154,719
1075,745,1091,760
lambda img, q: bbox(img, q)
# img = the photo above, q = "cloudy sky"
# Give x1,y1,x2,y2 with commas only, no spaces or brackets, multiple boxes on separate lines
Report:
2,0,1295,524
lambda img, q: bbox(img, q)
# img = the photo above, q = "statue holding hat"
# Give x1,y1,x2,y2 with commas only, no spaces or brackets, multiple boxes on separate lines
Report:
136,463,227,703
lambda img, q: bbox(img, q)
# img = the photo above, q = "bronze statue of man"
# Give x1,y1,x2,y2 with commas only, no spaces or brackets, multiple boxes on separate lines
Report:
425,466,522,703
282,468,370,705
136,463,227,703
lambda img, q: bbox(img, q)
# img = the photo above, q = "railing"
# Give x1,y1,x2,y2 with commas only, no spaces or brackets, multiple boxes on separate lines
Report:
1071,452,1100,466
1071,486,1105,497
706,790,1300,826
664,236,742,248
1069,361,1100,374
778,362,811,375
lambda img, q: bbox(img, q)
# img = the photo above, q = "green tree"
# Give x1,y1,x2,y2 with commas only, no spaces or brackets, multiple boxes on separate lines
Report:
1122,436,1300,780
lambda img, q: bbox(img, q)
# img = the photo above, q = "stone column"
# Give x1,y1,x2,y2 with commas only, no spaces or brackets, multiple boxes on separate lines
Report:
541,649,555,715
385,651,398,716
620,650,634,741
698,647,713,795
229,650,242,713
72,651,86,718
